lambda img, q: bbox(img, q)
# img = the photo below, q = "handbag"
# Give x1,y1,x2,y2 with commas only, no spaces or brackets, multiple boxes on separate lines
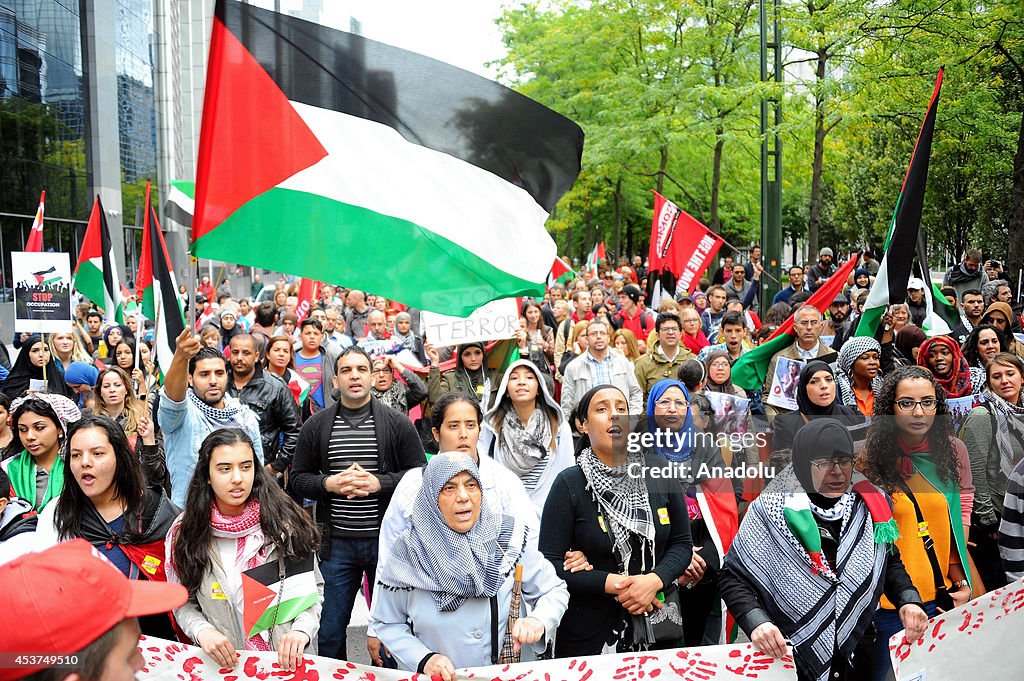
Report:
897,480,955,611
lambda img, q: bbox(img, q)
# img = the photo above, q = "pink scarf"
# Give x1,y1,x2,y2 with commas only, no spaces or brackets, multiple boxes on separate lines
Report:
209,500,271,651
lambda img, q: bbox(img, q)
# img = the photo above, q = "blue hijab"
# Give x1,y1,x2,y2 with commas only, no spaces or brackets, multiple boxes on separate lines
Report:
646,379,696,462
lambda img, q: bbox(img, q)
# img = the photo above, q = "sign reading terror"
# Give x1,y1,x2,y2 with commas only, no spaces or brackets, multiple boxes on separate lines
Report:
12,251,73,333
422,297,521,346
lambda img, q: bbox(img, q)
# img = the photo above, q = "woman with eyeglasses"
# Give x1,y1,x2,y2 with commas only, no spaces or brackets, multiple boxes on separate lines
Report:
916,335,985,398
859,366,974,680
646,379,737,647
721,419,926,681
960,352,1024,590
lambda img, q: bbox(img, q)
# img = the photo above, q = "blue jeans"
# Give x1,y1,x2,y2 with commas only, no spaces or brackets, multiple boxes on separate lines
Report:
318,536,379,660
871,601,937,681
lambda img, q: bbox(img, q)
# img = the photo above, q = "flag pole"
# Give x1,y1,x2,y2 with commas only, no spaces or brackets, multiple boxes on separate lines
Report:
151,300,163,373
188,256,197,334
41,332,47,387
717,239,782,286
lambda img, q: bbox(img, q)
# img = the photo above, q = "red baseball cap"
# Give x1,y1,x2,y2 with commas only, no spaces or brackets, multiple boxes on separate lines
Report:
0,539,187,680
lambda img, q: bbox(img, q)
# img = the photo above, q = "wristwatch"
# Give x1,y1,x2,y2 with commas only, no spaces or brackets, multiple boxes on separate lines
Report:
952,579,969,590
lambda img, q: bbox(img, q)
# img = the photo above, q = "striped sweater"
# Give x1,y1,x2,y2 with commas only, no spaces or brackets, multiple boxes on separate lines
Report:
999,458,1024,582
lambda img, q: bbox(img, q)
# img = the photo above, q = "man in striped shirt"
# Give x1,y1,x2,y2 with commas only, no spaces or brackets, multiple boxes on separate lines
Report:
289,346,425,660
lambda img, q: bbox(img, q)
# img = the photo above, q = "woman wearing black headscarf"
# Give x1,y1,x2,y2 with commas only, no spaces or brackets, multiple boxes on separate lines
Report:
721,419,927,681
772,361,863,454
1,335,73,399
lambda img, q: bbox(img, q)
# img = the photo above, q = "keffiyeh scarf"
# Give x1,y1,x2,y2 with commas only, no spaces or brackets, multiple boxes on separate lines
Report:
372,381,408,413
377,453,525,612
498,407,552,486
578,447,655,573
187,391,249,431
725,466,890,681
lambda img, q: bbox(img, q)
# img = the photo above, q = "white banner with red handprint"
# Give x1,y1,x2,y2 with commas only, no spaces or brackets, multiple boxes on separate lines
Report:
138,636,797,680
889,577,1024,680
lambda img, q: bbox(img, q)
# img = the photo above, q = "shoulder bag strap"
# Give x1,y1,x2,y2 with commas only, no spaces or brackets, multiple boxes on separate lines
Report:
896,479,947,592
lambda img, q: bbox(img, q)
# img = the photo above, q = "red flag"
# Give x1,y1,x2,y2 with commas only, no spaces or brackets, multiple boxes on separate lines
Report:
645,191,723,306
24,190,45,252
294,278,321,323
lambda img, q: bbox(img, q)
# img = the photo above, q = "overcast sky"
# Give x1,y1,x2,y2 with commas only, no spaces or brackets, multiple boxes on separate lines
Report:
321,1,511,79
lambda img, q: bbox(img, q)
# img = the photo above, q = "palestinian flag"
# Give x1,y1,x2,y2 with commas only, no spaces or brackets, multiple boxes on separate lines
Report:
165,180,194,228
31,267,61,287
914,232,960,335
547,256,576,289
287,372,311,408
74,195,124,325
855,69,944,339
732,253,858,392
25,190,45,252
694,478,739,642
585,242,606,278
137,182,186,377
241,555,318,638
191,0,583,317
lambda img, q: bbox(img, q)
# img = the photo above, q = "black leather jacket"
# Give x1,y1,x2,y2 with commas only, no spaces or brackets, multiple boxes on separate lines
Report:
228,365,301,472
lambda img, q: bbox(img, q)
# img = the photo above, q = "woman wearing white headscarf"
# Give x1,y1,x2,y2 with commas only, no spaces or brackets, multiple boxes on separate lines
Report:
480,359,574,513
372,453,568,678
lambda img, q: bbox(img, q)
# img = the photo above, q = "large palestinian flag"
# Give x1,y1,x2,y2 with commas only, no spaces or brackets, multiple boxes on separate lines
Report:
138,183,186,377
855,70,944,339
74,196,124,325
191,0,583,317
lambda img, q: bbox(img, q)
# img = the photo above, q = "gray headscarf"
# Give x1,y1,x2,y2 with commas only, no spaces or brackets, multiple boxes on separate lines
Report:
836,336,880,376
376,453,525,611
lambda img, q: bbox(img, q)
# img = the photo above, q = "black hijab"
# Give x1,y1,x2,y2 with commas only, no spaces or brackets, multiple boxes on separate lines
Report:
572,383,625,455
2,335,72,399
791,417,855,498
796,360,840,416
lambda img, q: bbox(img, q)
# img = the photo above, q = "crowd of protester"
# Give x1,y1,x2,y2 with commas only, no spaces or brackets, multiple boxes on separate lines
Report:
2,247,1024,681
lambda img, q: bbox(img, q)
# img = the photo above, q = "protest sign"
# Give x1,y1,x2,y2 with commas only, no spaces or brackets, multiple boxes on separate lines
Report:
138,635,797,681
706,391,750,435
766,357,803,411
12,251,73,333
421,297,520,346
947,393,985,433
890,577,1024,681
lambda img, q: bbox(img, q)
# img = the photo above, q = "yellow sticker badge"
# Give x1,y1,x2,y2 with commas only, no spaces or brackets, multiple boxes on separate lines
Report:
598,515,608,533
211,582,227,600
141,555,162,575
658,507,670,525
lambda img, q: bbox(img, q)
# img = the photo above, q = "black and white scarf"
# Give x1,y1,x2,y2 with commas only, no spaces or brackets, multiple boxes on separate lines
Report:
186,390,249,431
578,447,655,573
377,453,525,611
725,466,887,681
981,388,1024,478
498,408,551,487
372,382,408,413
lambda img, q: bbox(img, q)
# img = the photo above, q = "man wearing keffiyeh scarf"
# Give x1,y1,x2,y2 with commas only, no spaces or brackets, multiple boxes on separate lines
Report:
160,337,265,507
720,419,926,681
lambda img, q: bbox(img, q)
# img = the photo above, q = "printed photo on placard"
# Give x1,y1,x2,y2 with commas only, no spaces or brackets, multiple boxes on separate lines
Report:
947,393,985,433
766,356,803,411
12,251,73,333
705,391,750,435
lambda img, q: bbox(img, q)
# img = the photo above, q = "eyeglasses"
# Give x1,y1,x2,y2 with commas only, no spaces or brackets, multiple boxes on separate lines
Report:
654,398,689,411
371,368,392,375
895,398,938,413
659,326,680,333
795,320,820,328
709,360,731,369
810,458,854,472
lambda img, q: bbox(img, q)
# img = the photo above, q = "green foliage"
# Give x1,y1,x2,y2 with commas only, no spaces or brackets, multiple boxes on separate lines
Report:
498,0,1023,267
